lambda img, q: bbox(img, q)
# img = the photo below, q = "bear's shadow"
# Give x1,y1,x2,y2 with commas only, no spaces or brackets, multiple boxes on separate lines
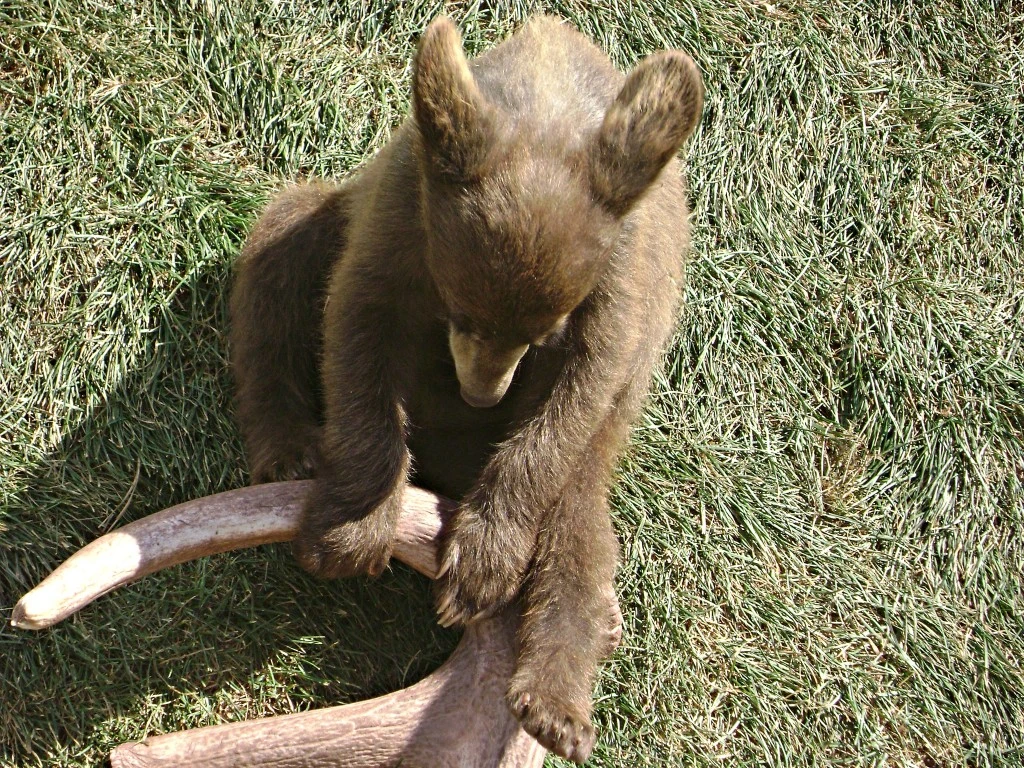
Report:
0,263,457,761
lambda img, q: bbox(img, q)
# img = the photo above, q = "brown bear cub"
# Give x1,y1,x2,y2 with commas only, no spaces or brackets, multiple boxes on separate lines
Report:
230,15,702,762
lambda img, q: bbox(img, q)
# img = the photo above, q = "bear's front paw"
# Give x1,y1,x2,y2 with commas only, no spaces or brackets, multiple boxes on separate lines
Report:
249,428,320,484
292,490,399,579
434,505,534,627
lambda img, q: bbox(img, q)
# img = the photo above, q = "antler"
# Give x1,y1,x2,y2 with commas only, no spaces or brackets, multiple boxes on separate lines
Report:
12,482,443,629
12,481,554,768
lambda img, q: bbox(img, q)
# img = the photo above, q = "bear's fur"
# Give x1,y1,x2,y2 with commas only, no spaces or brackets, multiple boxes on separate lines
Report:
230,15,702,762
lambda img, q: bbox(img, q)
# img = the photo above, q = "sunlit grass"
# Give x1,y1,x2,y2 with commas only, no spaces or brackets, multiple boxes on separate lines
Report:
2,1,1022,766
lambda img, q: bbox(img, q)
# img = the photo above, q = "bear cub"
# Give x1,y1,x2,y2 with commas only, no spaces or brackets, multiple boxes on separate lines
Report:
230,15,702,762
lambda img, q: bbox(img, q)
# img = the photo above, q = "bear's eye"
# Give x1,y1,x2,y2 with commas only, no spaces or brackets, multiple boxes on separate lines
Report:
449,314,499,343
449,313,473,335
534,316,570,347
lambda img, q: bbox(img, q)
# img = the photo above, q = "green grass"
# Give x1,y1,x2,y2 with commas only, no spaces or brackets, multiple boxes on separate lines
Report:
1,1,1022,766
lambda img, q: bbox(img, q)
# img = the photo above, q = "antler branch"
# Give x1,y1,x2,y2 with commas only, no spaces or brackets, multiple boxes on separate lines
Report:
12,481,552,768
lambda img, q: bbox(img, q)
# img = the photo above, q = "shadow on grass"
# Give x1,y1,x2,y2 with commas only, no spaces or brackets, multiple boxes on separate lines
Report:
0,264,458,764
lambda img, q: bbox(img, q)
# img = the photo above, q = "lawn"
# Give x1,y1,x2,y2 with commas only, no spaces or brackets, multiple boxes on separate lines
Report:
1,1,1022,766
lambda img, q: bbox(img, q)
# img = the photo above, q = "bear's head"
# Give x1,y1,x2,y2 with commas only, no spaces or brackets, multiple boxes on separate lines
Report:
412,17,702,408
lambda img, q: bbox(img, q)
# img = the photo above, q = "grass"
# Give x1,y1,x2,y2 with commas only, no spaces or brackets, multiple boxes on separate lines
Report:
1,0,1022,766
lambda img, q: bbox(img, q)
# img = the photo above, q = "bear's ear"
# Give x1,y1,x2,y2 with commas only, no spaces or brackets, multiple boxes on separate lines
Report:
413,17,496,182
590,51,704,217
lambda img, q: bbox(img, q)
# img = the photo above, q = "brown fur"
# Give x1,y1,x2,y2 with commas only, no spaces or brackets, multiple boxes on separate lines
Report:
229,15,702,762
